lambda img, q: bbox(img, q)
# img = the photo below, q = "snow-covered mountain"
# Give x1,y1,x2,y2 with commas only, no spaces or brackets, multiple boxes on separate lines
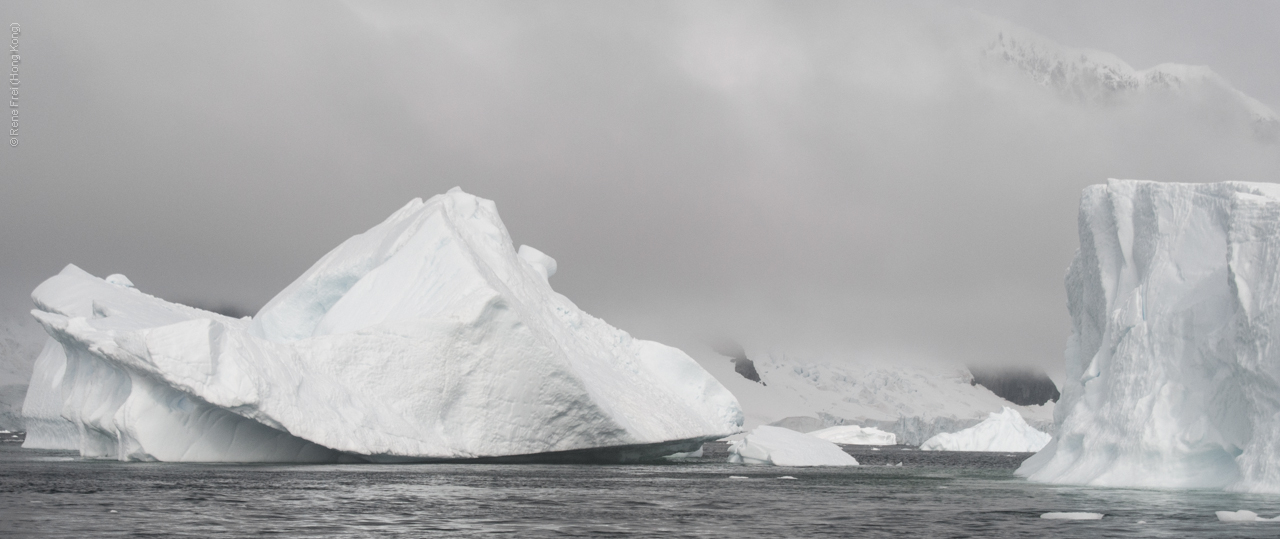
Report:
699,351,1054,446
983,29,1279,141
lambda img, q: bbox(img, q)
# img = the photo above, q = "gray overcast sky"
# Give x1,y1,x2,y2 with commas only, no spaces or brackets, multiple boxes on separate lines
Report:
2,1,1278,374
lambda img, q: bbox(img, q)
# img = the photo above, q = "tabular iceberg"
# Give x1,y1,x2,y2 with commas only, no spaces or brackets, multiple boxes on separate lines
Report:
728,426,859,466
21,188,742,462
1018,179,1280,492
920,407,1050,452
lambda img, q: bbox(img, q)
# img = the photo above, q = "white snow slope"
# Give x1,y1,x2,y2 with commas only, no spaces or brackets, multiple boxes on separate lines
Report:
728,426,858,467
920,407,1050,452
808,425,896,446
21,188,742,462
700,353,1054,446
1018,180,1280,493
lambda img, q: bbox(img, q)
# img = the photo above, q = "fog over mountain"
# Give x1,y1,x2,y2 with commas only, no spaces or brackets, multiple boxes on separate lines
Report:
2,1,1277,383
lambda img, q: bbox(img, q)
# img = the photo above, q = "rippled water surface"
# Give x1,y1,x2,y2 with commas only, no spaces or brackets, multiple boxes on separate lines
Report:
2,444,1279,538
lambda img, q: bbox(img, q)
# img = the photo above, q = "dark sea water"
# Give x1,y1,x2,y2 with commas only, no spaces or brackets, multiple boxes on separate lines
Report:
3,442,1280,538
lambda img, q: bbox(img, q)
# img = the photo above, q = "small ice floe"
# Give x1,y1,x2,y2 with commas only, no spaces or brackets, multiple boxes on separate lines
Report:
1136,521,1146,524
895,462,903,467
108,510,117,514
662,448,703,460
778,476,797,480
728,476,750,480
728,426,859,466
871,448,880,451
1216,510,1280,522
1040,512,1104,520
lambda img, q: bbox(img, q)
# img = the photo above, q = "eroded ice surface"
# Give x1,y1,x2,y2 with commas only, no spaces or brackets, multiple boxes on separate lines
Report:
728,426,858,467
1018,180,1280,493
21,189,742,462
920,407,1050,452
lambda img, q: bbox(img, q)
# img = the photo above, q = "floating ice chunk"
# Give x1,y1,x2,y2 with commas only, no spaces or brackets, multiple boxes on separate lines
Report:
21,189,743,462
1019,180,1280,493
1216,510,1280,522
662,447,704,460
920,407,1050,452
1040,512,1104,520
728,426,859,466
778,476,797,480
808,425,896,445
728,476,750,479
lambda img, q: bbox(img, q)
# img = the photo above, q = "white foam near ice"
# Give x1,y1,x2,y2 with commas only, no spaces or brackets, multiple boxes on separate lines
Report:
1216,510,1280,523
1018,180,1280,493
807,425,897,446
919,407,1050,452
728,425,859,467
1040,512,1104,520
20,188,743,462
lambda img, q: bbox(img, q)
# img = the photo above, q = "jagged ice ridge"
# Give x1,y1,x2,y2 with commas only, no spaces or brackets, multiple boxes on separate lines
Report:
21,188,743,462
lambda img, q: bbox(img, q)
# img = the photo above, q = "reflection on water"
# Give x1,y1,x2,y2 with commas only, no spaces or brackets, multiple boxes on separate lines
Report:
1,444,1278,538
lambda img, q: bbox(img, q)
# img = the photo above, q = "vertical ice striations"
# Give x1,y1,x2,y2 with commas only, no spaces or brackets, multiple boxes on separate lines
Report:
1018,179,1280,492
21,188,742,462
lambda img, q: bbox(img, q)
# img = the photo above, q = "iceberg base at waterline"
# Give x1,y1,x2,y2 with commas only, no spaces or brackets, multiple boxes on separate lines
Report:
728,426,859,466
20,188,743,463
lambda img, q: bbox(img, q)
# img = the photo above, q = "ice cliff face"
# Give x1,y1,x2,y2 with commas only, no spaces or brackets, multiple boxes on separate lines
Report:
22,188,742,462
1019,180,1280,493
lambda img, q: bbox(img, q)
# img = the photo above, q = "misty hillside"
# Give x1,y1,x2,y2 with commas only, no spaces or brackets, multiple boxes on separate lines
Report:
983,28,1279,141
0,317,44,430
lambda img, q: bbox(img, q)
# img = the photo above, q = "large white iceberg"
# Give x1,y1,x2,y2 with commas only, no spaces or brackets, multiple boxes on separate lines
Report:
728,426,859,466
1018,180,1280,492
808,425,897,446
21,188,742,462
920,407,1050,452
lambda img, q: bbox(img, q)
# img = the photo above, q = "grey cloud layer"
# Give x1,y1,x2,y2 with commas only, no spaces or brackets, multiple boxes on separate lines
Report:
2,1,1277,375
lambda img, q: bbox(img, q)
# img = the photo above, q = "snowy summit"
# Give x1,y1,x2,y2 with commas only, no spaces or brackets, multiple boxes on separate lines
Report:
21,188,743,462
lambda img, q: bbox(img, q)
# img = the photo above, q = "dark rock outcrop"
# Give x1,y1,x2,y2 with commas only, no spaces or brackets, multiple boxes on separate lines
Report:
968,365,1060,406
712,341,765,385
